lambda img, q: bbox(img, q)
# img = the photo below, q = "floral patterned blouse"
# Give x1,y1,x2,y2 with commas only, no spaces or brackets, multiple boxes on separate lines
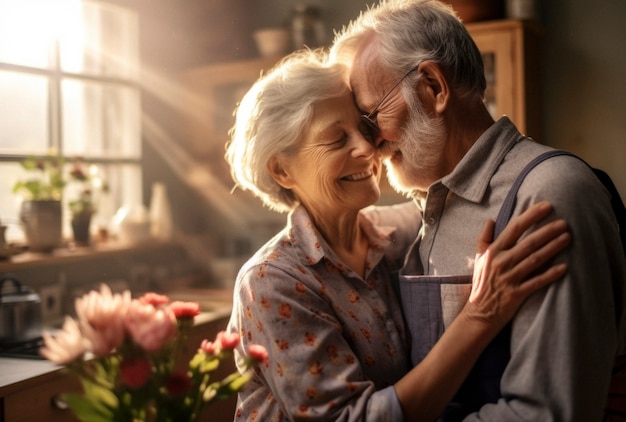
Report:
227,203,421,421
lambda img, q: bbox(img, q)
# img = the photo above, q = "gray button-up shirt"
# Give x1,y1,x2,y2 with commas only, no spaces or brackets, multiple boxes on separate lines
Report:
406,117,626,421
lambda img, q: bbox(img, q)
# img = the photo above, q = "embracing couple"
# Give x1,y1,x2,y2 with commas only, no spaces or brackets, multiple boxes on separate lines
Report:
224,1,626,420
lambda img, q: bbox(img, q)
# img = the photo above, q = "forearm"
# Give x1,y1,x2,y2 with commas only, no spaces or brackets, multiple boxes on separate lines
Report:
394,311,499,422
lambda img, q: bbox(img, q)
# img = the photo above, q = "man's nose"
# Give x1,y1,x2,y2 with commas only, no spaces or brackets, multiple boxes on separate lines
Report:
374,133,386,148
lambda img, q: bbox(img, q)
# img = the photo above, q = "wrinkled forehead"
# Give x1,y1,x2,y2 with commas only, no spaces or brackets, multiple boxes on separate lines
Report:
349,35,391,112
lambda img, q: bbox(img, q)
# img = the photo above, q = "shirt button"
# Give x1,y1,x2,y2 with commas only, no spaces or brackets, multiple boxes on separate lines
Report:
427,217,436,225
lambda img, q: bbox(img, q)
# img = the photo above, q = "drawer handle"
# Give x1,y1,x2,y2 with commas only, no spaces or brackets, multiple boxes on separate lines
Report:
51,394,70,410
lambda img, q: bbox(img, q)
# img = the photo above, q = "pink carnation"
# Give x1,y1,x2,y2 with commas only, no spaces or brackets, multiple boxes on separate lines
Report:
199,331,239,355
217,331,240,350
39,316,86,365
248,344,269,364
74,284,131,355
200,339,218,354
125,300,177,352
138,292,170,307
170,301,200,319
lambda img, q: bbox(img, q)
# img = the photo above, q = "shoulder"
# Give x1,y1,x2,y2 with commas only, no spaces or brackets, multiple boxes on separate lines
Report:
363,201,422,234
521,153,609,206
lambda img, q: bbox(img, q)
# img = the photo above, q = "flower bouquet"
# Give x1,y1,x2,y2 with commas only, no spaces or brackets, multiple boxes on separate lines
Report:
39,285,266,422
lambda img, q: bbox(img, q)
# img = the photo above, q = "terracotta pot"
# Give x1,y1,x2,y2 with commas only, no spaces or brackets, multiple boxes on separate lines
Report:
19,200,62,253
441,0,504,22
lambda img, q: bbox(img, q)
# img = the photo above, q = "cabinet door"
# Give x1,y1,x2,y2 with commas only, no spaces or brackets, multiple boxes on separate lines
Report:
467,20,543,141
4,372,81,422
472,29,518,126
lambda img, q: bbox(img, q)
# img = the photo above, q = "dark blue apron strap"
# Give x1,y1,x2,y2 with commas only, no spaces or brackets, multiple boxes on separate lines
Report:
494,150,577,238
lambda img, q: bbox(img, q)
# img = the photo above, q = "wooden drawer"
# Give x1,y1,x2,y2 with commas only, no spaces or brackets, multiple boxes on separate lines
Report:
4,372,81,422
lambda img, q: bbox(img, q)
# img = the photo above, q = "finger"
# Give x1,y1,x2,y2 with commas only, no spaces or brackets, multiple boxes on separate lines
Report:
506,219,569,268
476,219,495,255
515,263,567,297
491,201,553,251
506,231,571,282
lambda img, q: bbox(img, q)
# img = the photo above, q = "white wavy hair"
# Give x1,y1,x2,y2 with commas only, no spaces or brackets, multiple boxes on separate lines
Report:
225,50,348,213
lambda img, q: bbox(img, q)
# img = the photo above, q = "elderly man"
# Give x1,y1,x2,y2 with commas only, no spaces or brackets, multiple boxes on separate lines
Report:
331,0,626,420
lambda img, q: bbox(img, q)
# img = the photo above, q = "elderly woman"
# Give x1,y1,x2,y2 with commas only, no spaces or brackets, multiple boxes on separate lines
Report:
225,50,569,422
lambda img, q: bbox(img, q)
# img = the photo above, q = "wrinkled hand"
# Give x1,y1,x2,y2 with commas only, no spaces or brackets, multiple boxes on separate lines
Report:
466,201,570,327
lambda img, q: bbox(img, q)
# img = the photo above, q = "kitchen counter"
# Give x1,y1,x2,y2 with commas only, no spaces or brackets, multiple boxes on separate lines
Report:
0,301,233,395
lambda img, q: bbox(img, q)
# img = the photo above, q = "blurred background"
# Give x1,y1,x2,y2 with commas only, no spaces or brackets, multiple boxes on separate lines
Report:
0,0,624,320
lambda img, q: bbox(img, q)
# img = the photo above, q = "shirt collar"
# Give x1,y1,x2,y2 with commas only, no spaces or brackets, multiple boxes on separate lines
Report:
287,205,395,267
441,116,525,203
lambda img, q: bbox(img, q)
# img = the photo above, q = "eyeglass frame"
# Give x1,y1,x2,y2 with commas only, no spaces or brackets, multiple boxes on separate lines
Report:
360,66,419,141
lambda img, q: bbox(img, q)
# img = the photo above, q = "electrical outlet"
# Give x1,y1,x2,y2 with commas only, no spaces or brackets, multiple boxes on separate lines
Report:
39,284,63,324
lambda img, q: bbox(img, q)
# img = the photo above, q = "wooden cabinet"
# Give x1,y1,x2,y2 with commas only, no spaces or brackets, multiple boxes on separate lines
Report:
466,19,544,141
3,372,82,422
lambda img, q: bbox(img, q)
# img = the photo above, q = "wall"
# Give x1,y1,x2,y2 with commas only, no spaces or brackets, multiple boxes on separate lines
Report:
540,0,626,197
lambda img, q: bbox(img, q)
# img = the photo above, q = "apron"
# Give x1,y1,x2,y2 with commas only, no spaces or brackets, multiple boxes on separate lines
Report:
399,271,511,421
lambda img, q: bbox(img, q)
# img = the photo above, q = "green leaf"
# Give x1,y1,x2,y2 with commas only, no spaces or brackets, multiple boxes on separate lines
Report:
63,393,114,422
80,379,119,409
200,358,220,373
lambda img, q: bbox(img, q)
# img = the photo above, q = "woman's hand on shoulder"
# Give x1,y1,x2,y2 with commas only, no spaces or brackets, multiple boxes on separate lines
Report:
465,200,570,327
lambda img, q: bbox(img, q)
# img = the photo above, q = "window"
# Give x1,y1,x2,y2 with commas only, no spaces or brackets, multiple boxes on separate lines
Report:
0,0,141,242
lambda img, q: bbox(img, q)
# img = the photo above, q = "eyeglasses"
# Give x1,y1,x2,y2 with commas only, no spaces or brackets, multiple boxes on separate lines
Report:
360,66,418,141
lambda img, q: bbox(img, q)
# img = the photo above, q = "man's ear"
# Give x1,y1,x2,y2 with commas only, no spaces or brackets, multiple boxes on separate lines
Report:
417,61,450,114
268,155,295,189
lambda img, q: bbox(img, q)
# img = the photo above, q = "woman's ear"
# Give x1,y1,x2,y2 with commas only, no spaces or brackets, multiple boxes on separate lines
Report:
268,155,295,189
417,61,450,114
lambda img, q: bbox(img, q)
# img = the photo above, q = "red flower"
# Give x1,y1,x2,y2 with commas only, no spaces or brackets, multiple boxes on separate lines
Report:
119,356,152,388
138,292,170,307
217,331,240,350
200,339,217,354
248,344,269,364
170,301,200,319
165,371,192,396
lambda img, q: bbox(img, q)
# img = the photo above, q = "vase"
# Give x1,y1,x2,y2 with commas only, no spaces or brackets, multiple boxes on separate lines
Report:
19,200,62,252
149,183,173,241
71,210,94,246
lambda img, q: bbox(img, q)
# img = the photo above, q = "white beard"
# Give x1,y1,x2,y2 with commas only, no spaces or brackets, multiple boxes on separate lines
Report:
384,93,447,195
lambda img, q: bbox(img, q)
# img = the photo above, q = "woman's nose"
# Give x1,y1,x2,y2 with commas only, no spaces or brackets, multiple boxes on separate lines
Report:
352,133,376,157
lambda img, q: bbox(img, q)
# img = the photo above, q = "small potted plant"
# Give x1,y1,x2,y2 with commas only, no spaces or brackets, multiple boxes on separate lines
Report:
12,153,66,252
67,158,108,246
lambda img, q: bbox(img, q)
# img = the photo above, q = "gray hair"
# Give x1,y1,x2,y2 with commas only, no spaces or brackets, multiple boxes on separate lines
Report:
330,0,486,101
225,50,348,213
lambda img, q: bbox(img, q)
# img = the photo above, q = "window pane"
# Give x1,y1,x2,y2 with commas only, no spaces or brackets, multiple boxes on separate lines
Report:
0,70,49,153
94,163,142,235
0,162,142,243
60,1,139,79
0,0,57,68
62,79,141,158
0,162,50,242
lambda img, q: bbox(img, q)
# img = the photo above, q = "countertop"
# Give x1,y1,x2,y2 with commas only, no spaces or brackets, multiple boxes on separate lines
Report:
0,290,233,397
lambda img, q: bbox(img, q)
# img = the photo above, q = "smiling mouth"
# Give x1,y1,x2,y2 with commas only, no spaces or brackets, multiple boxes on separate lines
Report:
342,170,373,181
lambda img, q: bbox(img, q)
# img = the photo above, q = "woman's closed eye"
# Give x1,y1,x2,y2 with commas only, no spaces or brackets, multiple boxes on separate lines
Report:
320,133,348,148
